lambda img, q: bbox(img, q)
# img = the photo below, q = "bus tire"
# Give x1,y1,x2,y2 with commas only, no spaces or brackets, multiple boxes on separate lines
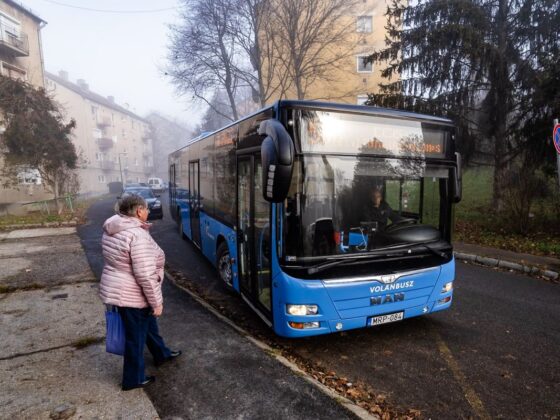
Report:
217,242,233,290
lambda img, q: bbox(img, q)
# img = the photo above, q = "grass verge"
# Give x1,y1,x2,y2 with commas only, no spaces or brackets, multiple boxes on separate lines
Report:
455,167,560,258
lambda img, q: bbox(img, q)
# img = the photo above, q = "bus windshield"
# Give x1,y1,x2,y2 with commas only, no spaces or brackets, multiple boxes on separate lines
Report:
283,155,451,260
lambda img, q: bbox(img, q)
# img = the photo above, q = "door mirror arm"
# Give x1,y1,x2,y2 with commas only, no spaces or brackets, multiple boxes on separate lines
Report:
452,152,462,203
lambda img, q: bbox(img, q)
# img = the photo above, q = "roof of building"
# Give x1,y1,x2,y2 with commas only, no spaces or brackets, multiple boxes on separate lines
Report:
4,0,47,24
45,71,147,123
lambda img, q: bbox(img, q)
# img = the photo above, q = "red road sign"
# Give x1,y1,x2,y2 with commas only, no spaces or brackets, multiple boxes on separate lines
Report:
554,124,560,154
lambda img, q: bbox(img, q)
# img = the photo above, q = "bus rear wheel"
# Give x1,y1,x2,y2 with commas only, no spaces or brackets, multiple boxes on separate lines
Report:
217,242,233,289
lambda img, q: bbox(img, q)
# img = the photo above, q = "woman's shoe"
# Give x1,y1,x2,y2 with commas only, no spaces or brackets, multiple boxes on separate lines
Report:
155,350,182,367
122,375,155,391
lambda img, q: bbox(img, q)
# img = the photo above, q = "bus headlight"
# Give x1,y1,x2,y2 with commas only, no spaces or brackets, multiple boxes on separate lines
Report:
441,282,453,293
289,321,320,329
286,304,318,316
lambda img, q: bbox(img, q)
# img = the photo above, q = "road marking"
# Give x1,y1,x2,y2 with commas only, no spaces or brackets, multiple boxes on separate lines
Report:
433,331,491,420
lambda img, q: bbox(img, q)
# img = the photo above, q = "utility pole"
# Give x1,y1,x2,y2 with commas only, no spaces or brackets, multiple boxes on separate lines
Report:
118,153,127,186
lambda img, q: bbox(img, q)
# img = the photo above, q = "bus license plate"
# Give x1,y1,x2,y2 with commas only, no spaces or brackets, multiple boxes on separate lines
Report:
369,312,404,326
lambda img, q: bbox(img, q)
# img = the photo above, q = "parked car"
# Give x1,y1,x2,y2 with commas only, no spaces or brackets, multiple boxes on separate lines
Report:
148,177,165,192
118,187,163,220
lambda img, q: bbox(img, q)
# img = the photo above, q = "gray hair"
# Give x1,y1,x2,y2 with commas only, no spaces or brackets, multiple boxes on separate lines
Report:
118,193,147,216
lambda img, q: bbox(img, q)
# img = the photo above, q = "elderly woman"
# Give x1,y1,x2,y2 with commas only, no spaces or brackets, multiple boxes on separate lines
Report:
99,193,181,391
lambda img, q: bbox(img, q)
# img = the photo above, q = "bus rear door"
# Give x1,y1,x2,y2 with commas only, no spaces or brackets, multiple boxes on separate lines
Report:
189,160,201,247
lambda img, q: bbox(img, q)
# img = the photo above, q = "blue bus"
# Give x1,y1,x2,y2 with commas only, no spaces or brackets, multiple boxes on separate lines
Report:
169,100,462,337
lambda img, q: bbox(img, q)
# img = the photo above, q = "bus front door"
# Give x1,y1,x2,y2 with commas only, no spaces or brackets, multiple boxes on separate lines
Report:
237,156,272,323
189,160,201,247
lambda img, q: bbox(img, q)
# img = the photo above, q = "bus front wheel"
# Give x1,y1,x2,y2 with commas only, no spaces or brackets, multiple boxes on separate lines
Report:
217,242,233,290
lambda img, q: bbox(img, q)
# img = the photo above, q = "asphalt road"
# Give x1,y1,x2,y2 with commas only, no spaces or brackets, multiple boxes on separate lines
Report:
78,197,355,419
80,196,560,419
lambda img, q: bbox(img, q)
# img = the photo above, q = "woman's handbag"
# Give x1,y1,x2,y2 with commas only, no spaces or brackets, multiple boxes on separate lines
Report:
105,305,125,355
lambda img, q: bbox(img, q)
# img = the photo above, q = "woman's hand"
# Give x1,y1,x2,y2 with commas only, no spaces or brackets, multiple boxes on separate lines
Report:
152,305,163,317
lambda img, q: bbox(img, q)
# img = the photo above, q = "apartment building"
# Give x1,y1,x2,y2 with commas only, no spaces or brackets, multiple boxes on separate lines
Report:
265,0,388,105
0,0,50,212
46,71,154,195
146,112,191,181
0,0,45,86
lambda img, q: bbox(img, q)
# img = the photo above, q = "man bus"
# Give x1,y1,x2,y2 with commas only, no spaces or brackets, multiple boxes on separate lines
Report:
169,100,462,337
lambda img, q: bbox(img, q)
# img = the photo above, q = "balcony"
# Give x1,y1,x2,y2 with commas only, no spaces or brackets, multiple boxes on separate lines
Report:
142,135,150,144
97,137,114,150
0,24,29,57
100,161,115,171
97,116,112,128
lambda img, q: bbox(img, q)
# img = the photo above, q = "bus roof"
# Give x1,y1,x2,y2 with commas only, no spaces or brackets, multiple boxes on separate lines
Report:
279,100,454,126
173,100,453,154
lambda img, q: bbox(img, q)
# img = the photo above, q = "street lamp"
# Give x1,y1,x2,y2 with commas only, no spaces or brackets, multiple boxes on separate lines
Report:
118,152,127,185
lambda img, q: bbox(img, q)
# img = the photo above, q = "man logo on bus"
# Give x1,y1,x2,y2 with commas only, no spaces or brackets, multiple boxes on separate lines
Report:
370,293,405,305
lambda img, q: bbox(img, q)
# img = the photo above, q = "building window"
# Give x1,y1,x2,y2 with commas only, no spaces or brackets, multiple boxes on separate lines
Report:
356,16,372,33
95,152,105,161
17,168,41,185
1,61,27,81
93,128,102,139
356,55,373,73
134,158,138,166
98,175,106,183
357,94,369,105
91,106,98,118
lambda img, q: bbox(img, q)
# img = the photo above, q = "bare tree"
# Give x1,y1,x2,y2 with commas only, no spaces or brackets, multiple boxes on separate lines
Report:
269,0,360,100
168,0,361,118
168,0,243,121
231,0,291,106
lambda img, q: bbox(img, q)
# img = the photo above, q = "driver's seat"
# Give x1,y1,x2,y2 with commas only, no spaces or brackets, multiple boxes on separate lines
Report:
312,218,336,256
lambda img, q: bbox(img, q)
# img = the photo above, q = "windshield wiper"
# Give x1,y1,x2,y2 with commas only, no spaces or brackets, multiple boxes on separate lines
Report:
306,251,409,275
305,241,451,275
418,243,449,258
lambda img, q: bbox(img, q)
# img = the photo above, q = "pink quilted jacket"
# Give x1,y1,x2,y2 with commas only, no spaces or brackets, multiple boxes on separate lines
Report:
99,214,165,309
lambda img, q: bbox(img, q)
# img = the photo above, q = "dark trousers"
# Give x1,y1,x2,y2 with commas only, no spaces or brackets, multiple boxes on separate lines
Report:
118,307,171,387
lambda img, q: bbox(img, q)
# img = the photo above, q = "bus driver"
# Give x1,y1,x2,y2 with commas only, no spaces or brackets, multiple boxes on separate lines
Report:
365,186,402,231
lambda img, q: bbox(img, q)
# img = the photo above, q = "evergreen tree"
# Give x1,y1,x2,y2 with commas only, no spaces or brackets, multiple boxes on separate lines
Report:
367,0,560,208
0,76,78,209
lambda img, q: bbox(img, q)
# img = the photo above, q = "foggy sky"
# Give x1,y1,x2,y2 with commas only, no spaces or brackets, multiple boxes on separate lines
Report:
23,0,200,126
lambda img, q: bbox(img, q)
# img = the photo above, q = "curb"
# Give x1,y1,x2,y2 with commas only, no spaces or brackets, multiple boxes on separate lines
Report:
0,221,78,231
454,252,559,281
164,270,378,420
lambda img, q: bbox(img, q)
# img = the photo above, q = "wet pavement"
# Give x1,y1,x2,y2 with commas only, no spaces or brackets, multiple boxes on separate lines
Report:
78,196,357,419
80,196,560,419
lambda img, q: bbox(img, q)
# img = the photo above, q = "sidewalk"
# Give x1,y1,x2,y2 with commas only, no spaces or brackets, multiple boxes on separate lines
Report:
0,228,158,419
454,241,560,280
1,226,361,419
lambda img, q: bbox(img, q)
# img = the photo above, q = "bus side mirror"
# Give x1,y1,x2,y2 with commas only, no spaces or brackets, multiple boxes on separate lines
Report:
259,119,295,203
452,152,462,203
